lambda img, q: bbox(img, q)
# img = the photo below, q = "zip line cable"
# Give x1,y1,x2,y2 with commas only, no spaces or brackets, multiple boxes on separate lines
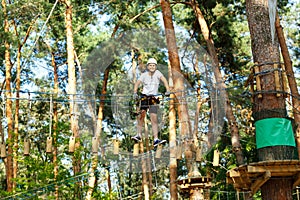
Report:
2,80,299,102
1,88,298,127
1,94,297,118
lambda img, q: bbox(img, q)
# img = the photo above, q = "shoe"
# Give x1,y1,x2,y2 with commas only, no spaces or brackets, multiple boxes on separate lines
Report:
131,135,142,142
153,139,166,147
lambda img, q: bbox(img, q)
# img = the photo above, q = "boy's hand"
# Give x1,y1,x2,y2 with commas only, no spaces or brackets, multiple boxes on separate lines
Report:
133,93,139,100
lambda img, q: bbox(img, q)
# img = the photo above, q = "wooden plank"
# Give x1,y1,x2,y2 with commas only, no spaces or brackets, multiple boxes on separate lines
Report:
252,160,300,166
254,65,262,98
229,169,241,177
274,63,281,97
247,165,300,174
251,170,271,194
227,161,300,192
227,177,233,184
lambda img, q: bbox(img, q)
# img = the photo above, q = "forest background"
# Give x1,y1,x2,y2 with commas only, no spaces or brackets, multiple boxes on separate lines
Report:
0,0,299,199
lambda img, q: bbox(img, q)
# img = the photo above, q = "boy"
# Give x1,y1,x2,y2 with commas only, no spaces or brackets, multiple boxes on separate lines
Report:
132,58,170,146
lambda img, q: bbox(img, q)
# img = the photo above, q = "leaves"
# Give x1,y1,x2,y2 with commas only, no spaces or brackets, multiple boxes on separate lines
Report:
0,0,299,198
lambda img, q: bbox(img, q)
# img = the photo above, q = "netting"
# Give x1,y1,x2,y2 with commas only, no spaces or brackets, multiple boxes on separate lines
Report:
80,28,226,173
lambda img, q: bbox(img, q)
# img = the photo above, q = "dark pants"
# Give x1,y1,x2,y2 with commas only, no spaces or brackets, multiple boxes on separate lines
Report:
140,94,159,113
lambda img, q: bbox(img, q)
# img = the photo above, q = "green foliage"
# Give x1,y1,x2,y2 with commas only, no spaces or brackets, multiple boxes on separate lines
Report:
0,0,299,198
282,1,300,69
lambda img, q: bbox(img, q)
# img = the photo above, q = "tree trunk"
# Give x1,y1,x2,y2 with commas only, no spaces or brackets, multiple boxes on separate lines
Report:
86,64,110,199
246,0,295,199
13,44,21,192
140,140,150,200
160,0,199,199
144,118,153,197
190,188,205,200
261,178,293,200
192,55,202,146
190,0,244,166
11,13,33,191
64,0,81,198
169,63,178,200
45,39,60,199
2,0,14,192
106,167,112,199
52,48,59,200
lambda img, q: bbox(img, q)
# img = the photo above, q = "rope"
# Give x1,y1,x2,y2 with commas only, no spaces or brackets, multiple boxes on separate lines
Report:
252,61,284,67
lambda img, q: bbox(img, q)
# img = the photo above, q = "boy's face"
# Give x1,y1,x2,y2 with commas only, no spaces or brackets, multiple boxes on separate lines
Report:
147,63,157,73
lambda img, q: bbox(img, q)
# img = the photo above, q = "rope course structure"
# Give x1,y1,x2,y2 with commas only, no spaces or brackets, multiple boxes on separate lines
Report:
226,58,300,197
1,77,300,198
1,25,299,199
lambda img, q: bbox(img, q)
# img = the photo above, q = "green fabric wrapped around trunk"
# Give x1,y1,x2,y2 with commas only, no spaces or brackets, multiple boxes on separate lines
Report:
255,118,295,149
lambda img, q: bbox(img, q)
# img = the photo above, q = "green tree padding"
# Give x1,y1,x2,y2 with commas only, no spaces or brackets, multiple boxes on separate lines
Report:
255,118,296,149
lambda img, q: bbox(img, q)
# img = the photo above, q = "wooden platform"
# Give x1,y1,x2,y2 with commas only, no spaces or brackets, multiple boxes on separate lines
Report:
177,176,212,191
226,160,300,194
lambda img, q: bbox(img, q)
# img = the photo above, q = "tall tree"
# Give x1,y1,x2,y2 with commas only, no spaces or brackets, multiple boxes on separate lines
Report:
189,0,244,166
160,1,181,199
12,7,36,190
45,38,60,200
160,0,200,199
85,66,110,200
62,0,81,198
2,0,14,192
246,0,296,199
168,61,177,200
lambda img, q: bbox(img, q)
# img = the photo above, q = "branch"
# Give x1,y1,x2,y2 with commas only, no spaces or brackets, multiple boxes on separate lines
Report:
129,4,160,23
129,1,191,23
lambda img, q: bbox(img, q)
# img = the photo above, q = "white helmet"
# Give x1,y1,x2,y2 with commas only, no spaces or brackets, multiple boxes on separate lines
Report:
146,58,157,65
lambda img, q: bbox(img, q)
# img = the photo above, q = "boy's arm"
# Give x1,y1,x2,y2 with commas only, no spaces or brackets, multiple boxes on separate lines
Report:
134,80,142,93
160,76,170,92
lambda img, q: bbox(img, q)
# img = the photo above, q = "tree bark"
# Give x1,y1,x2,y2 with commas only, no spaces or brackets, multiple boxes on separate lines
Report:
51,45,59,200
246,0,295,199
160,0,199,199
64,0,81,198
169,63,178,200
45,38,60,200
13,40,21,192
140,139,150,200
86,61,111,200
11,13,33,192
2,0,14,192
261,178,293,200
144,117,153,197
190,188,205,200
